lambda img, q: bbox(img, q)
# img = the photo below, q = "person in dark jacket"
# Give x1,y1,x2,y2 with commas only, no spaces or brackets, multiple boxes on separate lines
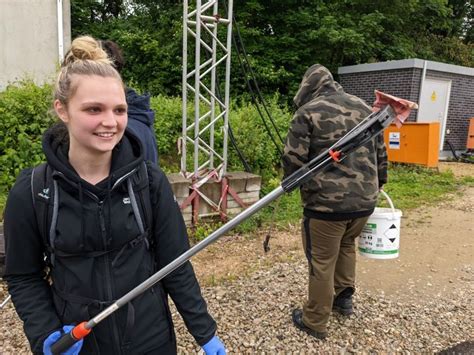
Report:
100,39,159,165
282,64,388,340
3,36,225,355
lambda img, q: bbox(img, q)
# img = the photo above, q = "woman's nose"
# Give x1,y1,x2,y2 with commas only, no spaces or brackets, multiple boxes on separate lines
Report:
101,110,118,127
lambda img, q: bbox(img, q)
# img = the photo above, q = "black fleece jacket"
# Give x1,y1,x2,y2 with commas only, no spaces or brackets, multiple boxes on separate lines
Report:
4,126,216,354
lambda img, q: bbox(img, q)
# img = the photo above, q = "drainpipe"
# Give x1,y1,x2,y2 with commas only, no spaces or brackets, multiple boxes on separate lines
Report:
57,0,64,62
416,60,428,121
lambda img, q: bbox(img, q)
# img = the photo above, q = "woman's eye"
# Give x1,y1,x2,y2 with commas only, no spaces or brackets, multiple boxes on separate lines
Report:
86,107,101,113
115,107,127,115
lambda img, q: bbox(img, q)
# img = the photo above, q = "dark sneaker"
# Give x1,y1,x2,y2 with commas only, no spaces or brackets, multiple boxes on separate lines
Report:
291,309,327,340
332,288,354,316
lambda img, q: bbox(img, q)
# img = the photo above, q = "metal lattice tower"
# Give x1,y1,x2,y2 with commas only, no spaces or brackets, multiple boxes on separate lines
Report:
181,0,234,180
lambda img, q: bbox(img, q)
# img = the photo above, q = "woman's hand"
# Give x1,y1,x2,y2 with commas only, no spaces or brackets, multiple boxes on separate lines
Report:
202,335,226,355
43,325,83,355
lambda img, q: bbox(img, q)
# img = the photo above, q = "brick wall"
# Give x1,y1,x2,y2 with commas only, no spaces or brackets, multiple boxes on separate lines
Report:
339,69,473,151
339,68,421,123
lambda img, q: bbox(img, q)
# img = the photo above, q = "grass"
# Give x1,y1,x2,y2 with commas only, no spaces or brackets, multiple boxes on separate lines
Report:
381,164,462,210
190,162,472,241
461,176,474,186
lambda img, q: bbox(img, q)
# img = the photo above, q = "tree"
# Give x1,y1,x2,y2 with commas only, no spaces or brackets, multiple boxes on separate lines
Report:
70,0,473,99
71,0,124,34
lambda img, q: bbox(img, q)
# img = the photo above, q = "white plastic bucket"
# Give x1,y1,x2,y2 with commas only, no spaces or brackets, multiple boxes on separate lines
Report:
358,190,402,259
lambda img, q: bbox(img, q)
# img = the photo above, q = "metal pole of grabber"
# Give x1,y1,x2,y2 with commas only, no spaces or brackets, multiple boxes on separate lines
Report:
0,295,11,309
51,105,397,353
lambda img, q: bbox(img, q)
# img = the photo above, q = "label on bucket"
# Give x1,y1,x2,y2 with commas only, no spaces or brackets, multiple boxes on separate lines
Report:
358,216,400,259
363,223,376,234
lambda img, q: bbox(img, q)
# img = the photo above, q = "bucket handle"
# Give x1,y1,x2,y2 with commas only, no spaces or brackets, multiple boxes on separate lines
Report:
379,189,397,219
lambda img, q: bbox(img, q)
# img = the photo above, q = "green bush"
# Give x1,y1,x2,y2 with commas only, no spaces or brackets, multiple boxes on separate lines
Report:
152,94,292,183
0,82,292,193
150,95,228,173
150,95,183,172
0,81,54,193
228,96,291,185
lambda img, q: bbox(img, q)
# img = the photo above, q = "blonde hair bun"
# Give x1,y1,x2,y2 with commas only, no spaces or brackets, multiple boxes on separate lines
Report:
63,35,111,66
55,35,122,104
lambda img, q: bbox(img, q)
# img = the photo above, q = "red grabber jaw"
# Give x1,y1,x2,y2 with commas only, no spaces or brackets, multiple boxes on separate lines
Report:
372,90,418,127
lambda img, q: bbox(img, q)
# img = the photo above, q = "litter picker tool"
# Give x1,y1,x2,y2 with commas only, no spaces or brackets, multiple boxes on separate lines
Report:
0,295,11,309
50,92,417,354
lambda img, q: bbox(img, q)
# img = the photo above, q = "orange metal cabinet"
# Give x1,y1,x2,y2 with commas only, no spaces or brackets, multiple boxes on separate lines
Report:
383,122,440,167
467,118,474,150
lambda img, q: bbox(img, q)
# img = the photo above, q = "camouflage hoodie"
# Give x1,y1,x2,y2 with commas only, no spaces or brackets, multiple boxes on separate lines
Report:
282,64,387,220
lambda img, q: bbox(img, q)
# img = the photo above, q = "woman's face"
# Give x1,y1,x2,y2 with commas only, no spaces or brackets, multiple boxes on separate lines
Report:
55,75,127,158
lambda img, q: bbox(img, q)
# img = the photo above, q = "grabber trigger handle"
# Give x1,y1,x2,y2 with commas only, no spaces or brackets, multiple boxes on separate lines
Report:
51,322,90,354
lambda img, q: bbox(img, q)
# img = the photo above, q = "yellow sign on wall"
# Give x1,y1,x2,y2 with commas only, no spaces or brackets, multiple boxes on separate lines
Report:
431,91,437,102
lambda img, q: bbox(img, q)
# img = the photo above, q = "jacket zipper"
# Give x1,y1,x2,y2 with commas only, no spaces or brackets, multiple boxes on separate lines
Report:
99,201,122,354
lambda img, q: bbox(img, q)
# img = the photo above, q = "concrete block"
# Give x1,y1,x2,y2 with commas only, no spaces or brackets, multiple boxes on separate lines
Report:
165,171,262,225
167,173,192,198
226,171,248,193
227,191,260,202
181,213,192,225
245,175,262,192
227,172,261,193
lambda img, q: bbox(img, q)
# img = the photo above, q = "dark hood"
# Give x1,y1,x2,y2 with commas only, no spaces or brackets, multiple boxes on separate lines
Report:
126,88,155,127
42,123,144,193
293,64,344,109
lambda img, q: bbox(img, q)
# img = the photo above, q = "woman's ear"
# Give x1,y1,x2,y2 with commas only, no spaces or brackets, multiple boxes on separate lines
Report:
54,100,69,123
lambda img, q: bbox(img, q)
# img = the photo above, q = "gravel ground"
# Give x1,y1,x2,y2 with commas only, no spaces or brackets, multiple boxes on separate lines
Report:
1,162,473,353
171,261,473,353
2,259,472,353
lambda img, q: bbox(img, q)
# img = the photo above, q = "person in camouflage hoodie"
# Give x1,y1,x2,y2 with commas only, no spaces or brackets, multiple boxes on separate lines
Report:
282,64,387,340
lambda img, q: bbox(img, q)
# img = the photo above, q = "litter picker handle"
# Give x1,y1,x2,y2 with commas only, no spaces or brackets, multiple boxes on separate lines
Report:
50,322,91,354
46,99,412,347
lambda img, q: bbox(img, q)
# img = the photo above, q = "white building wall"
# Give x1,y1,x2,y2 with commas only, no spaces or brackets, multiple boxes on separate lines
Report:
0,0,71,90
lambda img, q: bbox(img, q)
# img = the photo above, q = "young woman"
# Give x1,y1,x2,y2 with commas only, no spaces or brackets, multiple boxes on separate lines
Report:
3,36,225,355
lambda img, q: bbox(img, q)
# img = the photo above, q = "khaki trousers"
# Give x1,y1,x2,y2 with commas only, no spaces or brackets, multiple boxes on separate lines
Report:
301,216,369,332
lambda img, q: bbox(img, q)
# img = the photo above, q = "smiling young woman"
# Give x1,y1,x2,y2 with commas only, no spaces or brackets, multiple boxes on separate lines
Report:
54,75,128,184
3,36,226,355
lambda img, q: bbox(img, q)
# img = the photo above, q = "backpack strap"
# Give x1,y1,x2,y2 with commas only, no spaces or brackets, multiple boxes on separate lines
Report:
138,161,155,260
31,163,57,266
126,161,152,230
140,161,154,240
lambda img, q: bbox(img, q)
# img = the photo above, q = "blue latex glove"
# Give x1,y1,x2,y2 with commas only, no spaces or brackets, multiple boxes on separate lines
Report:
202,335,226,355
43,325,84,355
